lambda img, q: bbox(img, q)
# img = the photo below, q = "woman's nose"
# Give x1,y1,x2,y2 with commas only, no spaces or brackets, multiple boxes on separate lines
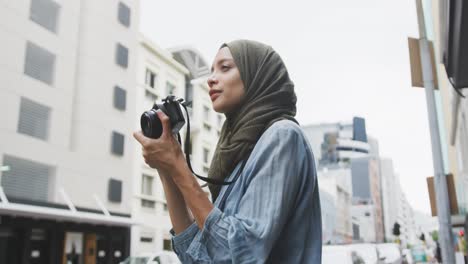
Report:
207,74,218,88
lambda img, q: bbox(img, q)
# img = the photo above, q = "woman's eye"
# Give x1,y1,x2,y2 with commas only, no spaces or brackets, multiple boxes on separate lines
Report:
221,65,230,71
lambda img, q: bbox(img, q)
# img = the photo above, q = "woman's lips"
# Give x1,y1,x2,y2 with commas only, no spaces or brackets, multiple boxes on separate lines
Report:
209,90,222,102
210,92,221,102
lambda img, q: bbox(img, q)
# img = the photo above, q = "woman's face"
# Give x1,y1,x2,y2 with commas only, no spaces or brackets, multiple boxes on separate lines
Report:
207,47,245,114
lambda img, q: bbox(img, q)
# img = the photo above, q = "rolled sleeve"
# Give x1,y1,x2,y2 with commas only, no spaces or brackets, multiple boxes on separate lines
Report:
171,222,198,259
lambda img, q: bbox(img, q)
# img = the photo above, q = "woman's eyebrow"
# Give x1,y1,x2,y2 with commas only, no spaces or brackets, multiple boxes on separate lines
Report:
211,58,233,72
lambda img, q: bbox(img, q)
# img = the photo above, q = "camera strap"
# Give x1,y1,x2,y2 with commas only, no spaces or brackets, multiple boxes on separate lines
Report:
179,102,249,186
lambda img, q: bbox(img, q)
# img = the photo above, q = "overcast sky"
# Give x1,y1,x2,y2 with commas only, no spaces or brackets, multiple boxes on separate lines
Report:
140,0,435,214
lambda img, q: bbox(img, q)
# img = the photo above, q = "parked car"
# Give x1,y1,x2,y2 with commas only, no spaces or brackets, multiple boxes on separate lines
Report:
347,243,380,264
376,243,402,264
323,245,366,264
120,251,180,264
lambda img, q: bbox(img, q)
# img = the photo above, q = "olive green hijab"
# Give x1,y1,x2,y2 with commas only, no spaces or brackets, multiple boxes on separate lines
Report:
208,40,298,201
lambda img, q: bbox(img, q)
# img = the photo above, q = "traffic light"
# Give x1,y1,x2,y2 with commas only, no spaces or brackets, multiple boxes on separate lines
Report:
392,222,401,236
419,233,426,242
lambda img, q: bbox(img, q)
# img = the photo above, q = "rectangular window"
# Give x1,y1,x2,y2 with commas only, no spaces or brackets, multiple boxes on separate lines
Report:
24,41,56,85
203,123,211,131
217,115,223,126
141,174,153,196
111,131,125,156
108,178,122,202
115,43,129,68
1,155,53,202
30,0,60,33
166,82,176,95
141,199,155,208
203,148,209,164
113,86,126,110
145,69,156,88
117,2,131,27
145,90,158,102
18,97,51,140
163,239,172,251
140,236,153,243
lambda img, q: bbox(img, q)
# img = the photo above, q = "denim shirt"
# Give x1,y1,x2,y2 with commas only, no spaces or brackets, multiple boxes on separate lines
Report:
171,120,322,263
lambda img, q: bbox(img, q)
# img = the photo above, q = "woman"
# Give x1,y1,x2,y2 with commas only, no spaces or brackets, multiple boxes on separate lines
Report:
134,40,322,263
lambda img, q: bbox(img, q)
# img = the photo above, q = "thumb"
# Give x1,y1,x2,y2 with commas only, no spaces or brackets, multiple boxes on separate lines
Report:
156,110,172,139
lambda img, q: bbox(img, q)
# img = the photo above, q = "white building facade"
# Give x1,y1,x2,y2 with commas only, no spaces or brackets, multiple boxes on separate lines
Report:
0,0,139,263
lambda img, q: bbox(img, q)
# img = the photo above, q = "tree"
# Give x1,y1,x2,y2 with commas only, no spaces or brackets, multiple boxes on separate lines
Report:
431,230,439,242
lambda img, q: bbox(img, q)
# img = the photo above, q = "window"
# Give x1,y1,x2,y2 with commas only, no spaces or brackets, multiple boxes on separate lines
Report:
203,123,211,131
18,97,51,140
30,0,60,33
108,178,122,202
163,203,168,212
217,115,223,126
141,199,155,208
166,82,176,95
1,155,53,202
145,69,156,88
145,90,158,102
203,148,209,164
24,41,56,85
163,239,172,251
115,43,129,68
117,2,131,27
203,106,210,121
111,131,125,156
113,86,126,110
141,174,153,196
140,236,153,243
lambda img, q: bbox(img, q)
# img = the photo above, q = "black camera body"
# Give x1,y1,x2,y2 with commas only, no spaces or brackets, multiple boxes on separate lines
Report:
140,95,185,139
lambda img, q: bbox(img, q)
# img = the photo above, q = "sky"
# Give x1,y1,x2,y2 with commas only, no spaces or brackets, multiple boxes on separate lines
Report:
140,0,434,214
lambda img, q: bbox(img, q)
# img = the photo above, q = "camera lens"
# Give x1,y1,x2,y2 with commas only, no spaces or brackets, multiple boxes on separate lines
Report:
141,110,163,139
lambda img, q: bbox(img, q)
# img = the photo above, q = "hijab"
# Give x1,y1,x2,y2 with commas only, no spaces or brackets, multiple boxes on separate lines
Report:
208,40,298,201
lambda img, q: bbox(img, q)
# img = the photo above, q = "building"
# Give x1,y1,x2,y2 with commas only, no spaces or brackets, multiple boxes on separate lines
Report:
130,35,189,255
320,189,337,244
170,46,225,194
303,117,389,243
0,0,139,263
317,167,353,243
380,158,400,241
351,157,385,243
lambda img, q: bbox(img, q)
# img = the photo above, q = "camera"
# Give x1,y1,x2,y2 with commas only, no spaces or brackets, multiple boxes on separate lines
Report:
140,95,185,139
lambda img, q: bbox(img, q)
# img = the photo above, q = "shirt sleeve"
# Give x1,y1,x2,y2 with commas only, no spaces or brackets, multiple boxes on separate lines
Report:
170,222,199,262
196,123,308,263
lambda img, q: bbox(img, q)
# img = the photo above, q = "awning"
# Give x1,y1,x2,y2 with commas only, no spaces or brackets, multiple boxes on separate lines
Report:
0,201,136,227
443,0,468,89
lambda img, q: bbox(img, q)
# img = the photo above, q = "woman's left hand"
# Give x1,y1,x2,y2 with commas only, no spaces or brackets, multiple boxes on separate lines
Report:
133,110,186,177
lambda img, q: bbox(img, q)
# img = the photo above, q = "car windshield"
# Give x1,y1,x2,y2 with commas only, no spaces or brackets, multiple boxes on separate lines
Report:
120,256,150,264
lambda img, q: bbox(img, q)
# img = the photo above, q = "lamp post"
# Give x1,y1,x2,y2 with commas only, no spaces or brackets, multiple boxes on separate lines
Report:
414,0,455,263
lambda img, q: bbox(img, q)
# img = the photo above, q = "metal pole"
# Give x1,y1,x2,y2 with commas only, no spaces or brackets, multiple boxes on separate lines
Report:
415,0,455,263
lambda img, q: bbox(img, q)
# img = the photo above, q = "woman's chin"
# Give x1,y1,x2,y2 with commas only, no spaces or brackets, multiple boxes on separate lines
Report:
212,101,225,113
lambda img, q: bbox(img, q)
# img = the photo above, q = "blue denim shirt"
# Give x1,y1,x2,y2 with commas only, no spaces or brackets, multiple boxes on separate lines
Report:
171,120,322,263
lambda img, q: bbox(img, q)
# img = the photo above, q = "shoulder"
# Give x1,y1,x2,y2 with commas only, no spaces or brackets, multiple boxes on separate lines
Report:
258,120,304,144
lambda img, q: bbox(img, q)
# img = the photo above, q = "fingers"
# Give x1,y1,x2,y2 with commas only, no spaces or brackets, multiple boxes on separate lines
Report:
133,131,149,147
156,110,172,139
